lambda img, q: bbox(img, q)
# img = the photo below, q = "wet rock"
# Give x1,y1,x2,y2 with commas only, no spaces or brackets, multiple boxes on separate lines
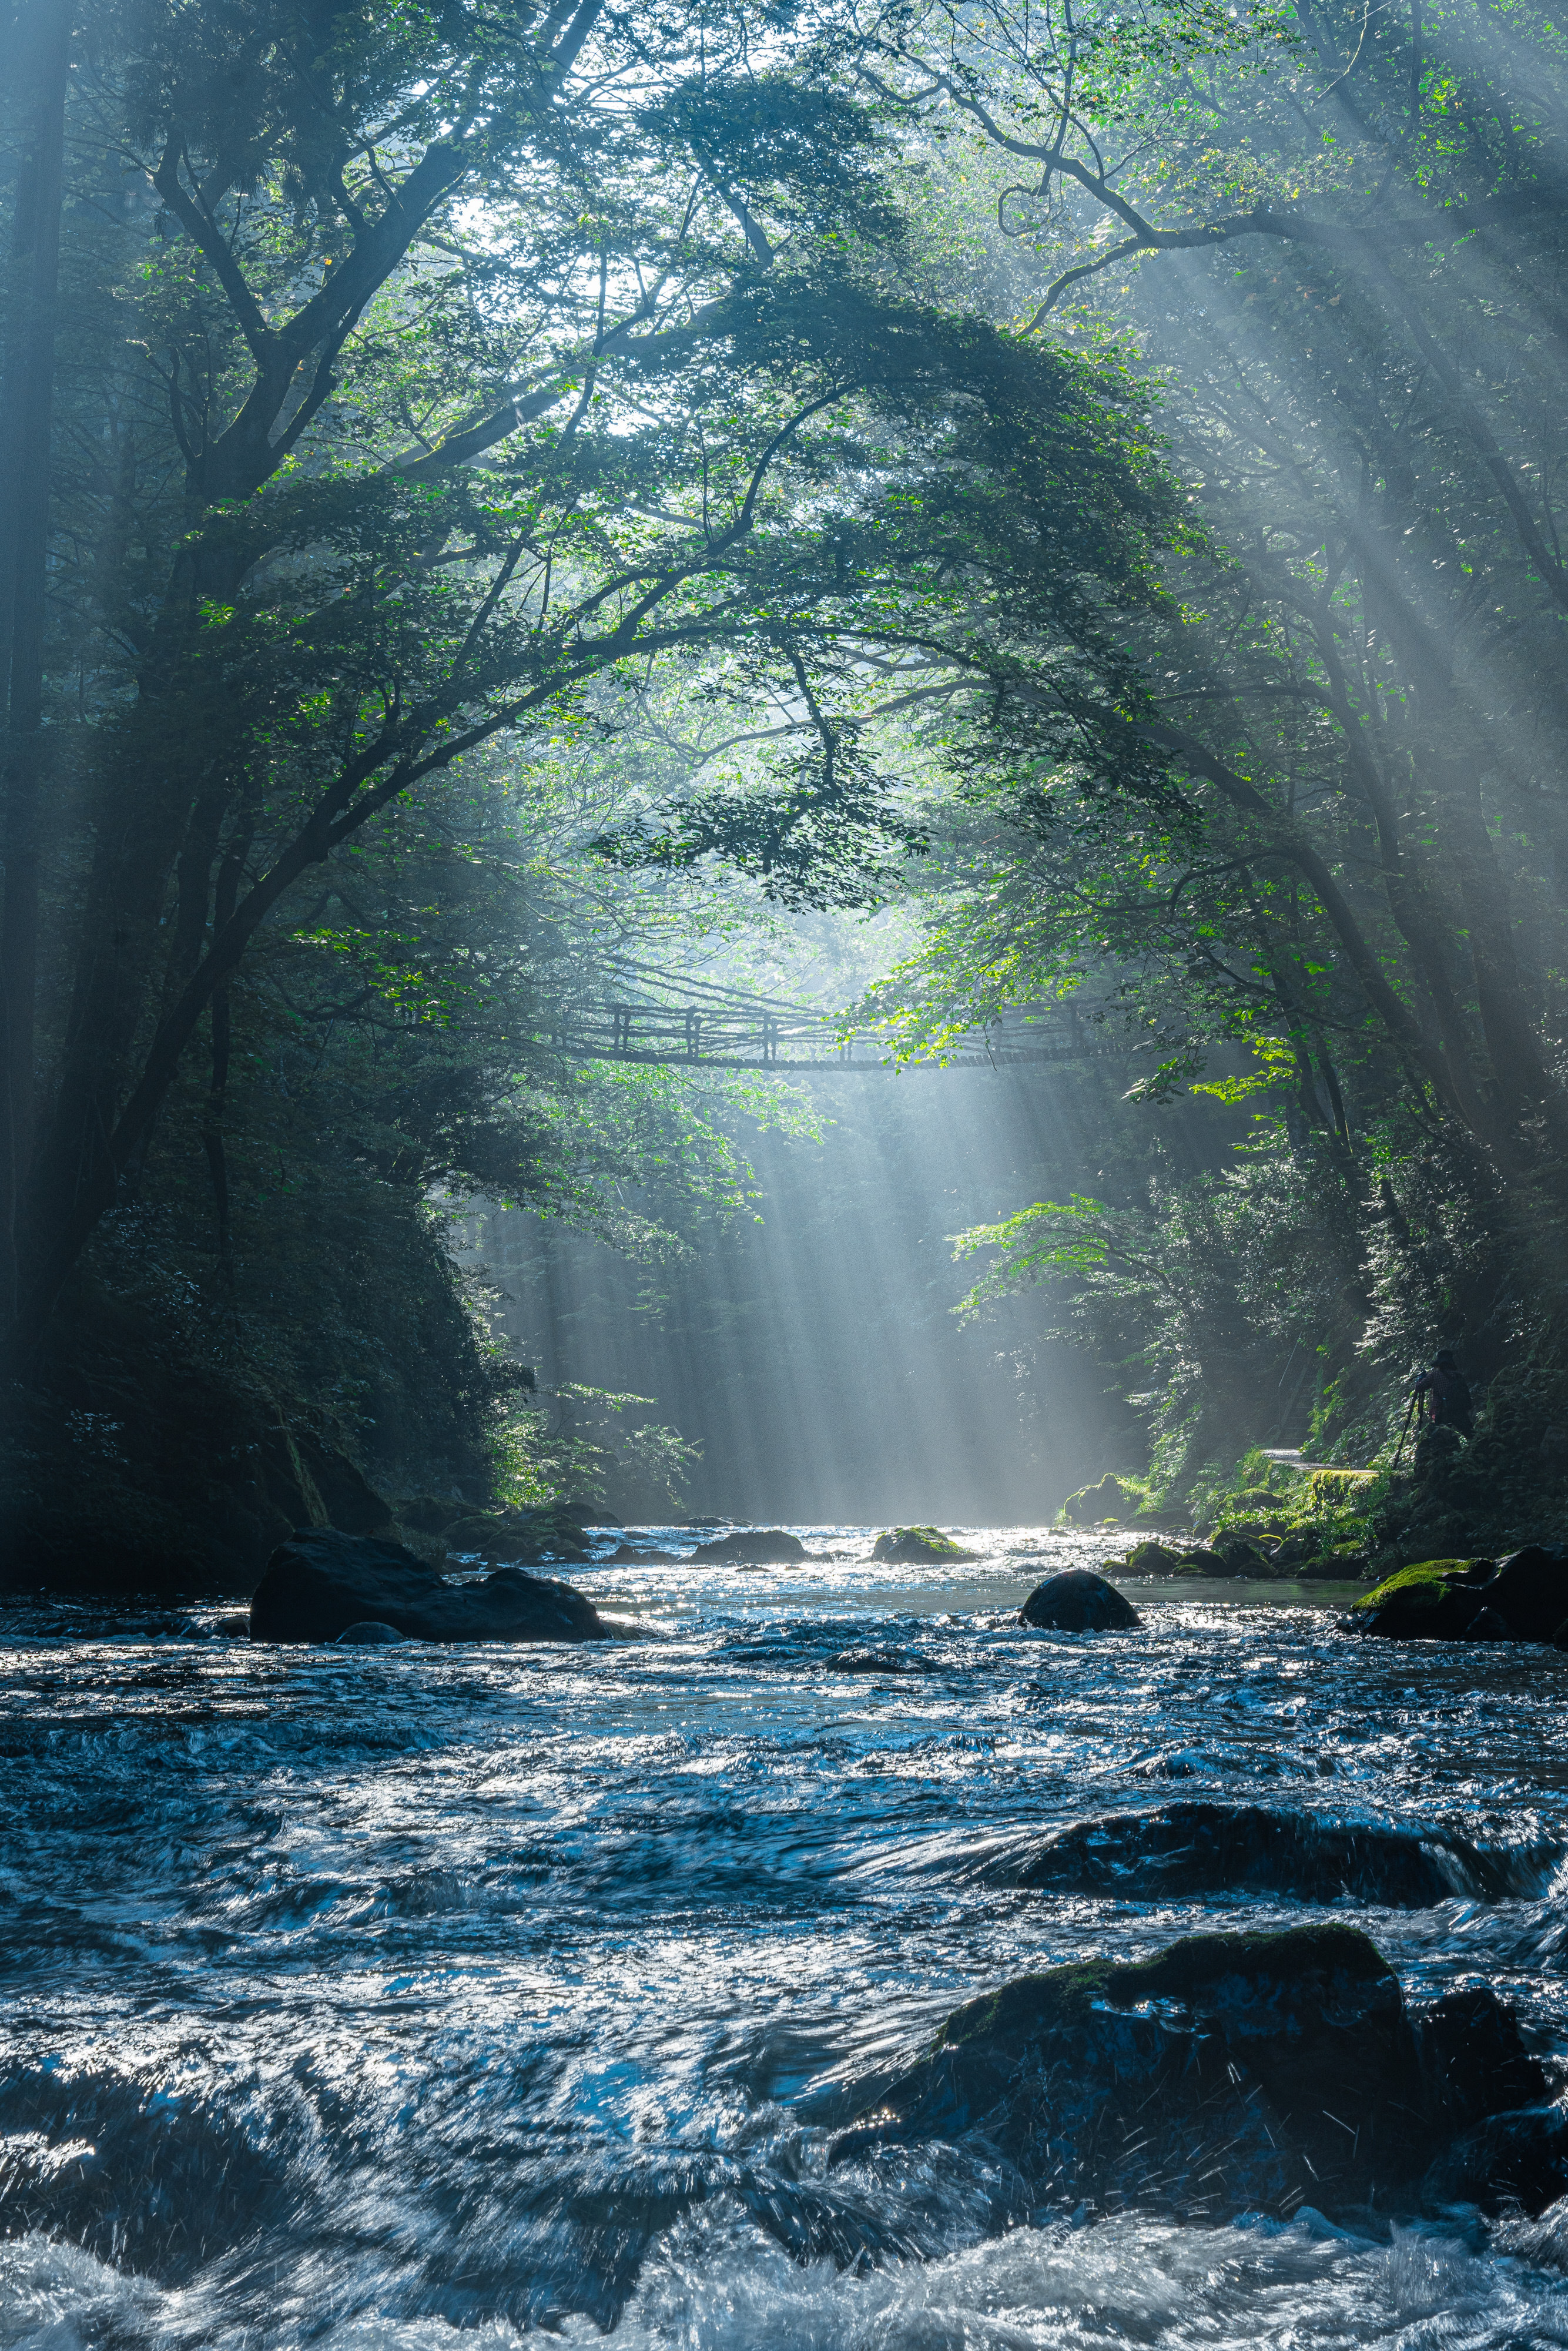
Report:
250,1528,608,1644
871,1526,980,1563
689,1528,809,1563
1422,2104,1568,2215
829,1925,1554,2221
1020,1569,1139,1631
335,1619,408,1646
1351,1548,1568,1642
976,1801,1557,1907
1484,1545,1568,1641
1416,1985,1550,2131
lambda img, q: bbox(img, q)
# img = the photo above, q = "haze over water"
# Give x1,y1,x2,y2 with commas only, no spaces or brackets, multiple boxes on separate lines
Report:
4,1528,1568,2347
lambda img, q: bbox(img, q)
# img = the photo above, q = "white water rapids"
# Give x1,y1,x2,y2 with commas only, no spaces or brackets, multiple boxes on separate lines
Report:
3,1528,1567,2347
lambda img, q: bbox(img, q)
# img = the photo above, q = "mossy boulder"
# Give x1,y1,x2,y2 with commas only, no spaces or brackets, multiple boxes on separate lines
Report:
1121,1539,1183,1573
1352,1545,1568,1642
1349,1556,1497,1639
1305,1467,1378,1511
1119,1539,1237,1577
1060,1473,1144,1526
1211,1531,1274,1577
870,1526,979,1563
1169,1545,1234,1576
828,1925,1554,2222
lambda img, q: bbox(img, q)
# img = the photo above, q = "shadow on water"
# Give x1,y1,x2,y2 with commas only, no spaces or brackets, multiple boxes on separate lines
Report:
4,1526,1568,2345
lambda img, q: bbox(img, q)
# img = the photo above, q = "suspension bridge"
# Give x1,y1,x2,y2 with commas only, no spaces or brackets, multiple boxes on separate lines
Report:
542,956,1135,1072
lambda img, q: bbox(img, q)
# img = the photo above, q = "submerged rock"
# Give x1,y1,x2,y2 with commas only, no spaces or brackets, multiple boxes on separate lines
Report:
1019,1569,1139,1631
829,1925,1557,2221
689,1528,809,1563
335,1619,408,1646
871,1526,980,1563
974,1800,1558,1906
1350,1546,1567,1641
251,1528,608,1644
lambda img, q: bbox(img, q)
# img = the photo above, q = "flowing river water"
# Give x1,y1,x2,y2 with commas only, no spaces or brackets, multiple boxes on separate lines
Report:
4,1526,1568,2349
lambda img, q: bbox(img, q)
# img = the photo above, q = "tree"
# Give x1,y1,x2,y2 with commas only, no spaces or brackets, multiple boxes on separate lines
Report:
1,0,1187,1368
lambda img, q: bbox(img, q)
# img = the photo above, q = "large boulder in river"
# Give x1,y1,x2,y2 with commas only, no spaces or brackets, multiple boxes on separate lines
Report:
1350,1545,1567,1641
1019,1569,1138,1630
871,1526,979,1563
251,1528,608,1643
689,1528,809,1563
829,1925,1556,2221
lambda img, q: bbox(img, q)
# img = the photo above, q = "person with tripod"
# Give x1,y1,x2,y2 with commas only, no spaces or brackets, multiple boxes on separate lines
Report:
1395,1348,1475,1462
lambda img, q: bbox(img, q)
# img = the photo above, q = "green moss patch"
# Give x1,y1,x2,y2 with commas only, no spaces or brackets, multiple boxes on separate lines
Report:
872,1526,979,1562
1351,1558,1476,1614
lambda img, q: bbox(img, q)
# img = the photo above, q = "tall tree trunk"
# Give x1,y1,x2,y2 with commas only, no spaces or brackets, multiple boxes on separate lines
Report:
1419,715,1563,1135
0,0,71,1322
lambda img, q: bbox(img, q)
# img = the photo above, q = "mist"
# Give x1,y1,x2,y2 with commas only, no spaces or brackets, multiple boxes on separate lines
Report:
473,1059,1193,1523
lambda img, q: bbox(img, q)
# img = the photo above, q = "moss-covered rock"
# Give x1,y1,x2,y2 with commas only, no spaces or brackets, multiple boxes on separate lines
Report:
1212,1531,1274,1577
1350,1557,1497,1638
1122,1539,1183,1573
1060,1472,1145,1525
1305,1467,1378,1511
1352,1545,1568,1642
870,1526,979,1563
1120,1539,1239,1577
1170,1546,1234,1576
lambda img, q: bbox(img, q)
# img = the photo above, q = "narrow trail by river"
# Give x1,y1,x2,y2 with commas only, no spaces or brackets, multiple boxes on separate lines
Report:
4,1526,1568,2348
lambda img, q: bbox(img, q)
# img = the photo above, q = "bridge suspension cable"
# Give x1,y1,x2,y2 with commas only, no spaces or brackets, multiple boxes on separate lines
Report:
541,956,1134,1071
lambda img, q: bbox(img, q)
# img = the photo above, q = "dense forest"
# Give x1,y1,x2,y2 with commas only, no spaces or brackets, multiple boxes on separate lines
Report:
2,0,1565,1582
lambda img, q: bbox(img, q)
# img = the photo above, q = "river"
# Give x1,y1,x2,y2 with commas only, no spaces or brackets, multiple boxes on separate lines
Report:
4,1526,1567,2347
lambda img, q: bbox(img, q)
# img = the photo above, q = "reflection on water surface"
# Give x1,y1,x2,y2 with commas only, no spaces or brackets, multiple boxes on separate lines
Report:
3,1524,1567,2346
